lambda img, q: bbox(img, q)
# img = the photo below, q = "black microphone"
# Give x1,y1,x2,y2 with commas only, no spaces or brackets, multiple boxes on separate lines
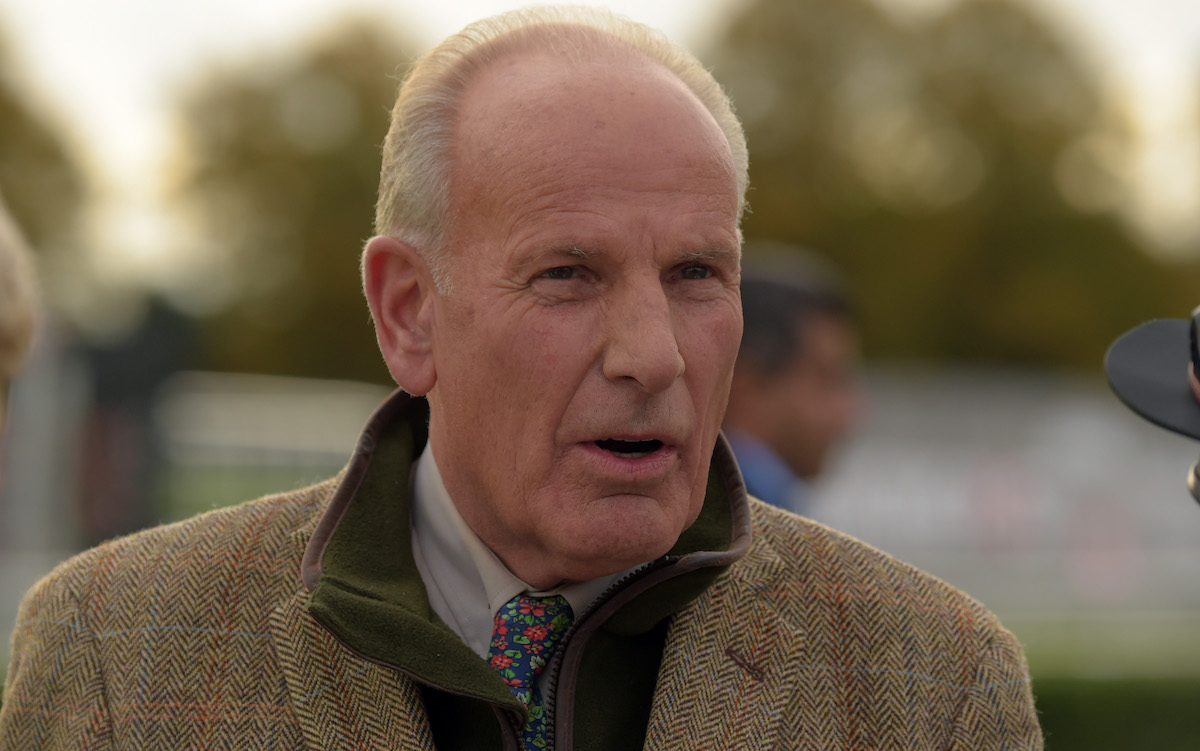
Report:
1106,305,1200,505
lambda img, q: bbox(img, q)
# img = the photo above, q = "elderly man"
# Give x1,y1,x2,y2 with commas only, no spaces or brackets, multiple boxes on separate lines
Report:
1,7,1041,749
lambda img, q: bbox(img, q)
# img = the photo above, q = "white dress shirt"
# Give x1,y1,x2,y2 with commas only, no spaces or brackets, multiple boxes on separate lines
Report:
410,442,630,670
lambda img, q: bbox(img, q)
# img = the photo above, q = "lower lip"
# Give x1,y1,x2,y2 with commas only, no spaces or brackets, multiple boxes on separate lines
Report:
576,442,679,480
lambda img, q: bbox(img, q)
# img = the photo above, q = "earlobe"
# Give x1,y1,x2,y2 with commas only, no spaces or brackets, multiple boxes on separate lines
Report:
362,236,437,395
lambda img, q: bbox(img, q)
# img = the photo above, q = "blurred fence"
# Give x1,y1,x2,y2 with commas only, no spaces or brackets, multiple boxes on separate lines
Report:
811,368,1200,679
152,371,391,520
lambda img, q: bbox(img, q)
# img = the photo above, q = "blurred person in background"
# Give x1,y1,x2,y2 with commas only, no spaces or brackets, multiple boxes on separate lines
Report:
0,192,37,436
724,247,863,514
0,7,1039,749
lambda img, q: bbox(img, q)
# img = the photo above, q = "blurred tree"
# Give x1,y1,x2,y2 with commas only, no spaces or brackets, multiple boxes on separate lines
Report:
708,0,1198,370
0,24,87,269
168,18,418,383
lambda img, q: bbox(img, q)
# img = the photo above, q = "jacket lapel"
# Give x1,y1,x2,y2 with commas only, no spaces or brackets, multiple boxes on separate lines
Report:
643,530,804,750
271,588,436,751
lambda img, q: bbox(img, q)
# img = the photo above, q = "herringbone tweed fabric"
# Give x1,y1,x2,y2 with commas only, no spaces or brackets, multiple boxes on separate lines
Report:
1,480,1040,749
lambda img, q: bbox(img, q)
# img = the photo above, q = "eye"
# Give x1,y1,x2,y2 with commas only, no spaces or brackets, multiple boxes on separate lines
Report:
679,264,713,280
541,266,577,280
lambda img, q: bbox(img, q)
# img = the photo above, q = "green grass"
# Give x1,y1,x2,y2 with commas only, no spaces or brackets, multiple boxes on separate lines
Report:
1035,676,1200,750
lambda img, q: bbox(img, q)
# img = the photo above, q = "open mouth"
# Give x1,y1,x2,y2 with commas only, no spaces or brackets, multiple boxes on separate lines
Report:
595,438,664,459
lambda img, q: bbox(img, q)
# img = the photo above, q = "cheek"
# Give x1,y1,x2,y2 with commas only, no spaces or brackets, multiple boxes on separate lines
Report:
685,310,742,406
459,304,559,377
519,307,610,391
522,323,573,375
464,308,602,440
523,301,591,350
710,303,744,370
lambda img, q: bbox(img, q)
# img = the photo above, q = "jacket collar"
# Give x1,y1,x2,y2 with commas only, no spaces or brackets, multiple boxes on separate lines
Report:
298,389,752,700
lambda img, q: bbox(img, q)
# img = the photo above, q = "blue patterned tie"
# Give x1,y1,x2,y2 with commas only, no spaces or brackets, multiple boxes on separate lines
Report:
486,594,574,749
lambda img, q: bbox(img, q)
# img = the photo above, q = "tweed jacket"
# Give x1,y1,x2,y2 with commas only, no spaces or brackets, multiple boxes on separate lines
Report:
1,405,1041,749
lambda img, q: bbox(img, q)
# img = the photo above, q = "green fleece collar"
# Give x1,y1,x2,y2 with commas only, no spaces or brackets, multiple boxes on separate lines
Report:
302,389,751,704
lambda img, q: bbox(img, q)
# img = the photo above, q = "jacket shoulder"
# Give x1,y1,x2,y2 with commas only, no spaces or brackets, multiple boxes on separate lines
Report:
654,499,1040,748
744,497,1010,636
735,499,1039,746
29,477,335,610
2,479,337,748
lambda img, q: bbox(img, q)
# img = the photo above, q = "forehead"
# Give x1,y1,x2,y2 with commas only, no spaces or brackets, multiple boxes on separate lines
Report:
445,51,738,250
458,50,727,159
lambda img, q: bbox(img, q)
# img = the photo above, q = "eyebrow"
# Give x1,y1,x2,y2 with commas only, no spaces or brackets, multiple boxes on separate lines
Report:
512,244,599,275
512,241,739,274
679,246,739,265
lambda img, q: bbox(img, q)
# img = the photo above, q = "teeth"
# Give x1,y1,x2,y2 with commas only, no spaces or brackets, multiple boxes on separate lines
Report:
611,450,652,459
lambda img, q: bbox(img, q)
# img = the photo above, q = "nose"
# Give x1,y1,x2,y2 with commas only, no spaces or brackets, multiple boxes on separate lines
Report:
601,287,685,393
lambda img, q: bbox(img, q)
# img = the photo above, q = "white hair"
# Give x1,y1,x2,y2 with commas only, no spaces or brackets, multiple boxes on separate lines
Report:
0,194,37,381
374,4,749,291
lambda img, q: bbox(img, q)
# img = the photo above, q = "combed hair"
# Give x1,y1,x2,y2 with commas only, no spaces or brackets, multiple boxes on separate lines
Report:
0,195,37,380
374,4,749,291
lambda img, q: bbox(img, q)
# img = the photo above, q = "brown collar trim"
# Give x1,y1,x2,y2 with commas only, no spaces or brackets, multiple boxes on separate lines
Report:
301,388,421,591
712,430,752,561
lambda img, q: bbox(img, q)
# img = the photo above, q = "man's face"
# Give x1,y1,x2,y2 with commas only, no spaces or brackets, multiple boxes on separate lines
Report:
765,314,862,480
424,53,742,587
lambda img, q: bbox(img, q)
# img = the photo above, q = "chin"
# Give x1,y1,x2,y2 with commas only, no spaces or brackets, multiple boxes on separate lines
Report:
558,499,691,573
557,539,674,583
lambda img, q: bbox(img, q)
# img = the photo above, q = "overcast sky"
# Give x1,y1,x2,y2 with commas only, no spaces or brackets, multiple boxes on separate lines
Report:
1,0,1197,278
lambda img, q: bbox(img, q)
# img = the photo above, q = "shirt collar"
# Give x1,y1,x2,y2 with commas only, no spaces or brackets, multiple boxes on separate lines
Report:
411,440,627,657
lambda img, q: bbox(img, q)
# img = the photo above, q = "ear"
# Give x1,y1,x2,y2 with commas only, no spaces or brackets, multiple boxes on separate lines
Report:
362,235,437,395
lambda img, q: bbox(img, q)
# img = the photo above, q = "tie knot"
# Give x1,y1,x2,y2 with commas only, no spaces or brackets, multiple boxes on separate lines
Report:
487,594,574,749
488,594,574,691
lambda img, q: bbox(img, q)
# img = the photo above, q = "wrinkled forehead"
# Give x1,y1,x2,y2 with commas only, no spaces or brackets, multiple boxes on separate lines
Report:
448,20,730,167
462,55,717,147
447,52,736,221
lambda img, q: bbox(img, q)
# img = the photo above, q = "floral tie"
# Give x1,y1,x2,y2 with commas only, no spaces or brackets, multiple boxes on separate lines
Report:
486,594,574,750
